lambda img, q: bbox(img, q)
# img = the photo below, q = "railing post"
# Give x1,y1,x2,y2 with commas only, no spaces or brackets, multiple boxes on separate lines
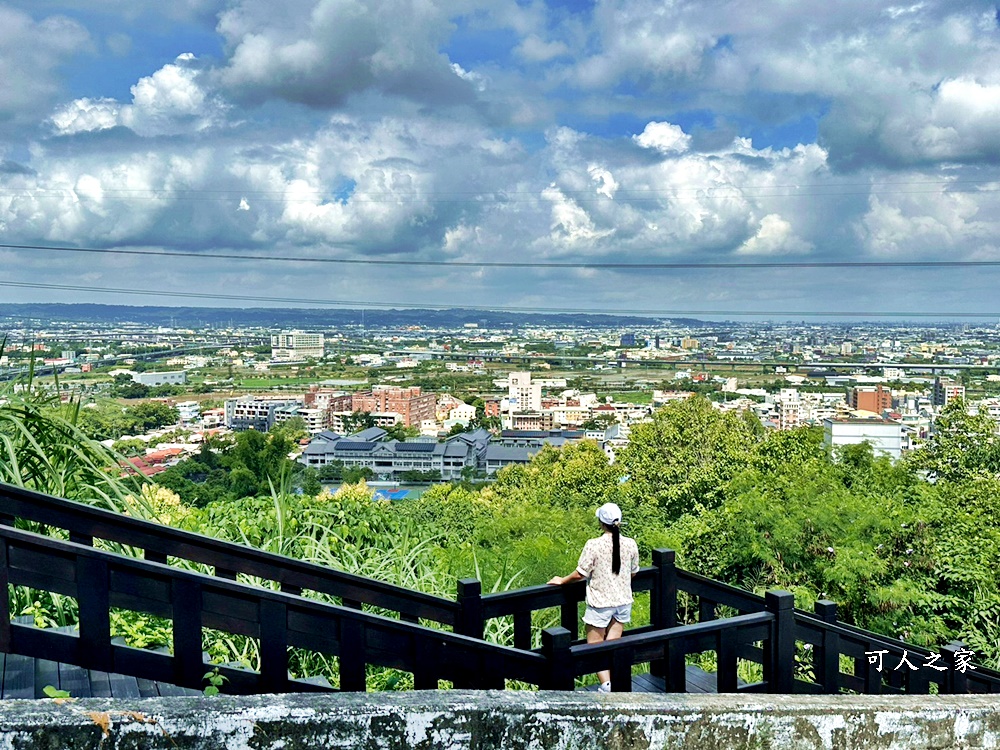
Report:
861,639,883,694
172,579,204,690
765,590,795,694
259,599,288,693
942,640,969,694
611,645,633,693
716,625,738,693
339,615,367,691
453,578,484,689
560,587,580,641
0,539,10,653
455,578,483,640
77,555,112,671
650,549,677,678
542,626,574,690
814,599,839,694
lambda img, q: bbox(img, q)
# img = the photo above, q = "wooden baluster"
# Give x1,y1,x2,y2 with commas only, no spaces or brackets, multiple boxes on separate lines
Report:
611,646,633,693
77,555,111,671
765,590,795,694
0,539,10,653
339,616,366,692
814,600,840,694
542,627,574,691
259,599,289,694
513,611,532,650
716,625,738,693
172,579,204,690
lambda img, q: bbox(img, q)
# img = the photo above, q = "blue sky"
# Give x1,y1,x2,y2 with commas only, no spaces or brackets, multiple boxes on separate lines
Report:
1,0,999,319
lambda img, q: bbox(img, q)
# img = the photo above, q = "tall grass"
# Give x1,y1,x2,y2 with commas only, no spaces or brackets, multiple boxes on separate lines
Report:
0,349,145,510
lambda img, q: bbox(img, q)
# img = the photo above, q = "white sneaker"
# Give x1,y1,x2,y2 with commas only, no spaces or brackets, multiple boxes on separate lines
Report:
597,681,611,693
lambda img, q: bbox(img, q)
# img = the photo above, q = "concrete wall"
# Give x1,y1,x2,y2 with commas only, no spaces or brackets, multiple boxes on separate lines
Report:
2,691,999,749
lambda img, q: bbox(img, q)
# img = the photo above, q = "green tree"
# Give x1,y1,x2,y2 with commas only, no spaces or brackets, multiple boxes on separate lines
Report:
905,398,1000,482
125,402,179,432
617,396,763,521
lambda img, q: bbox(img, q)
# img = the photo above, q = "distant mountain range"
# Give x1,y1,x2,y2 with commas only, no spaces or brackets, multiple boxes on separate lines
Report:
0,303,700,329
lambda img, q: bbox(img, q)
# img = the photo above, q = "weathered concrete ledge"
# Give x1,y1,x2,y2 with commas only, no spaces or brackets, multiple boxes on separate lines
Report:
1,691,999,750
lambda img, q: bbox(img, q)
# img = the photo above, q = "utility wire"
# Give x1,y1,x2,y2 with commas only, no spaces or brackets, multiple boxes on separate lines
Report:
5,243,1000,270
1,280,997,319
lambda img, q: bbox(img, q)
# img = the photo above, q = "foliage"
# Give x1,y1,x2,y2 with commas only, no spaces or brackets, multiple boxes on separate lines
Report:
155,428,297,506
0,362,143,507
905,398,1000,481
617,396,763,521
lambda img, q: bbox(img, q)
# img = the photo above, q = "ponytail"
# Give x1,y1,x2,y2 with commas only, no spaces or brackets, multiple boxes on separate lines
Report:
611,522,621,575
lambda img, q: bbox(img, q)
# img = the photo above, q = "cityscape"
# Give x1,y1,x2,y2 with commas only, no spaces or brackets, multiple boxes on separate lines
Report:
4,305,1000,486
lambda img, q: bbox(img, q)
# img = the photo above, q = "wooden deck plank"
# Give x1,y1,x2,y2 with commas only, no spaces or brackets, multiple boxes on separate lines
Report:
34,658,59,699
2,653,33,699
108,672,141,699
136,677,160,698
155,682,200,697
88,670,113,698
58,662,91,698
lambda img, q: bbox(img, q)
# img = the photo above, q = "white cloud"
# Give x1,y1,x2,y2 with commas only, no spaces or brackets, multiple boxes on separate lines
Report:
737,214,813,256
0,6,90,123
215,0,474,108
49,56,227,136
634,122,692,154
515,35,570,63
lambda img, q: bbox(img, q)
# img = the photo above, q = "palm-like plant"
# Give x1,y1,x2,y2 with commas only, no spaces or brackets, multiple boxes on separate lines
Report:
0,346,144,511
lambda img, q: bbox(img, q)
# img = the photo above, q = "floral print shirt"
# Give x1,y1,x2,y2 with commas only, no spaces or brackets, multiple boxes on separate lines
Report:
576,532,640,608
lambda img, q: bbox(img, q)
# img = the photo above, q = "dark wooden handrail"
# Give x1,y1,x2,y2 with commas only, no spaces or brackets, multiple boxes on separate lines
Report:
0,523,546,693
3,481,999,696
0,482,458,627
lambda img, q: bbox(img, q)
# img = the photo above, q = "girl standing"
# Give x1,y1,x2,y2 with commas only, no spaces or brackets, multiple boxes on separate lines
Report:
548,502,640,692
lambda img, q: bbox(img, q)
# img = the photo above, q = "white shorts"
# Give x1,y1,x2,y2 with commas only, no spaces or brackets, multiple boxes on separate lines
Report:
583,602,632,628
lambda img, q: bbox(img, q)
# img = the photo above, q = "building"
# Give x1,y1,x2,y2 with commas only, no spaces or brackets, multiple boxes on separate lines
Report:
849,385,892,414
175,401,200,424
823,416,904,460
225,396,303,431
300,428,490,480
932,377,965,407
774,388,801,431
273,404,327,435
133,371,187,387
352,386,436,427
271,331,325,360
507,372,542,413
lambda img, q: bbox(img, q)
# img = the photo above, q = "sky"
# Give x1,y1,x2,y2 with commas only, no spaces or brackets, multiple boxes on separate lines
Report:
1,0,1000,320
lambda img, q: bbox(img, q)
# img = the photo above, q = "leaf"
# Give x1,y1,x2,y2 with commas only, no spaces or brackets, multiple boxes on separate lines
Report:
87,712,112,737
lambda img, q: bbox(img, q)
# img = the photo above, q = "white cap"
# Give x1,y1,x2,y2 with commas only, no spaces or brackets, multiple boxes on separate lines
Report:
596,502,622,526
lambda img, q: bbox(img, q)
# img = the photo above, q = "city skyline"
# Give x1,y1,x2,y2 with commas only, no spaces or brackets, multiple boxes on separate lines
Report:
1,1,999,318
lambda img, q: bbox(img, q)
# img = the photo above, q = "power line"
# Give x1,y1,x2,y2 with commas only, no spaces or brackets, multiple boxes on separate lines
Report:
1,280,998,319
5,243,1000,270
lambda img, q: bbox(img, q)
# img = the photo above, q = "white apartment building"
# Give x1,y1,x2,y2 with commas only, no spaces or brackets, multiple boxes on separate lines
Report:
824,417,904,460
775,388,801,430
271,331,325,360
507,372,542,412
175,401,200,424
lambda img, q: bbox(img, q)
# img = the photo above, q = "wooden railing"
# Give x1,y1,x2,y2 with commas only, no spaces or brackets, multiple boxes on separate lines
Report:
0,483,460,630
1,482,998,695
0,524,546,693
